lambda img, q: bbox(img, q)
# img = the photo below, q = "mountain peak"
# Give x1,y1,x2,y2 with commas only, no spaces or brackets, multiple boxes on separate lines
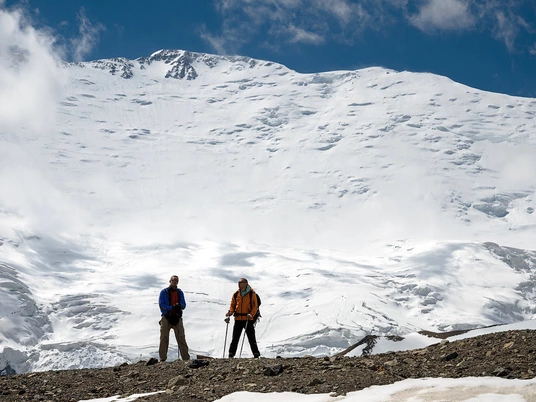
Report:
71,49,270,80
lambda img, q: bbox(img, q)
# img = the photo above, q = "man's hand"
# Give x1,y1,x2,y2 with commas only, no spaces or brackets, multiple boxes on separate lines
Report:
225,311,231,317
172,303,181,311
247,314,252,319
224,317,230,323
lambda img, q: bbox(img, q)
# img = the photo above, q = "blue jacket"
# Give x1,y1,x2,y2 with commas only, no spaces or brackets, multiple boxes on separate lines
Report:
159,287,186,316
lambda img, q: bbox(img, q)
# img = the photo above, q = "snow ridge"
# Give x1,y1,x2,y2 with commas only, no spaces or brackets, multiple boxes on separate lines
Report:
70,49,265,81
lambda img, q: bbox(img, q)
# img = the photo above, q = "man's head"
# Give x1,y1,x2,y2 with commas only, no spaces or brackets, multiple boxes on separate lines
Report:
169,275,179,289
238,277,248,291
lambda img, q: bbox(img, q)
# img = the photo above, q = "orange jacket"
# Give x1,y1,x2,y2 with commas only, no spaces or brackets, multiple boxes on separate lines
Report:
229,287,258,321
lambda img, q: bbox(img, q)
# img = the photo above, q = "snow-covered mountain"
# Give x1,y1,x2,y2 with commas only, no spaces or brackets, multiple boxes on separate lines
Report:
1,49,536,374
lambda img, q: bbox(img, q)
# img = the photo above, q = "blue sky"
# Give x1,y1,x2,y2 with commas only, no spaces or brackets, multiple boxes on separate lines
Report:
3,0,536,97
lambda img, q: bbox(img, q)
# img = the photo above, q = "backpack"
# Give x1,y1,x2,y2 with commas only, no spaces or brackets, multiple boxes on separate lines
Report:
233,290,262,324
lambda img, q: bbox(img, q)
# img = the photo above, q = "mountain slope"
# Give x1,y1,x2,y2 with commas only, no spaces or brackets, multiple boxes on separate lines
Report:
1,50,536,373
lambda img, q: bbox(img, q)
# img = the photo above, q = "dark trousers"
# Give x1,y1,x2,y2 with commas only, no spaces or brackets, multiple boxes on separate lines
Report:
228,319,260,358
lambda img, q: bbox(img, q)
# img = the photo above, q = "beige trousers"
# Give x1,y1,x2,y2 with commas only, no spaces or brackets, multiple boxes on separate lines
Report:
159,316,190,361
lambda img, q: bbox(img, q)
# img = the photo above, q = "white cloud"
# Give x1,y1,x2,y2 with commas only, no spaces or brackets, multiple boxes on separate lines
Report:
202,0,391,53
0,5,64,132
312,0,355,27
198,26,228,55
471,0,535,54
493,10,518,52
487,8,533,54
70,7,105,62
0,4,86,237
409,0,474,33
206,0,534,56
201,0,447,53
286,25,325,45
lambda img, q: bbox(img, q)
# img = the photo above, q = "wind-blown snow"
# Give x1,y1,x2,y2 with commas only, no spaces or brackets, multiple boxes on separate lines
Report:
1,5,536,380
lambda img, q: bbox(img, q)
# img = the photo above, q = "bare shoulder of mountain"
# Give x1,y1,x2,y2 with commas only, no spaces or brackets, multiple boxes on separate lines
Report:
1,329,534,401
69,49,272,80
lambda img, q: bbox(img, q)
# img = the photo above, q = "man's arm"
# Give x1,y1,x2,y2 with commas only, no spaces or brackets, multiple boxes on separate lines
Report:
226,292,237,316
159,289,173,313
179,289,187,310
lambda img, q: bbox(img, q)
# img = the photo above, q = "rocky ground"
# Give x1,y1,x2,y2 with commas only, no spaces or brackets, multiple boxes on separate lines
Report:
1,329,536,402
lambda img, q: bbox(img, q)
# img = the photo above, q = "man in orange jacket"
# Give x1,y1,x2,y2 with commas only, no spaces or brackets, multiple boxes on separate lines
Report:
225,278,260,358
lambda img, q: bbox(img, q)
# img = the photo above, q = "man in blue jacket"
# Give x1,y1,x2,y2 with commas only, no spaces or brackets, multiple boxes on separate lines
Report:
158,275,189,361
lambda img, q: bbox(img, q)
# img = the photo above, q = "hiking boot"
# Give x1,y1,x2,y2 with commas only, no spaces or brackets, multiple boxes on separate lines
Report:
228,354,234,358
253,354,261,358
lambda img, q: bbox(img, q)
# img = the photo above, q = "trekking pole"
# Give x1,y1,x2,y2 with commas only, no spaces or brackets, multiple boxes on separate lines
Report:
239,319,249,358
223,317,230,358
